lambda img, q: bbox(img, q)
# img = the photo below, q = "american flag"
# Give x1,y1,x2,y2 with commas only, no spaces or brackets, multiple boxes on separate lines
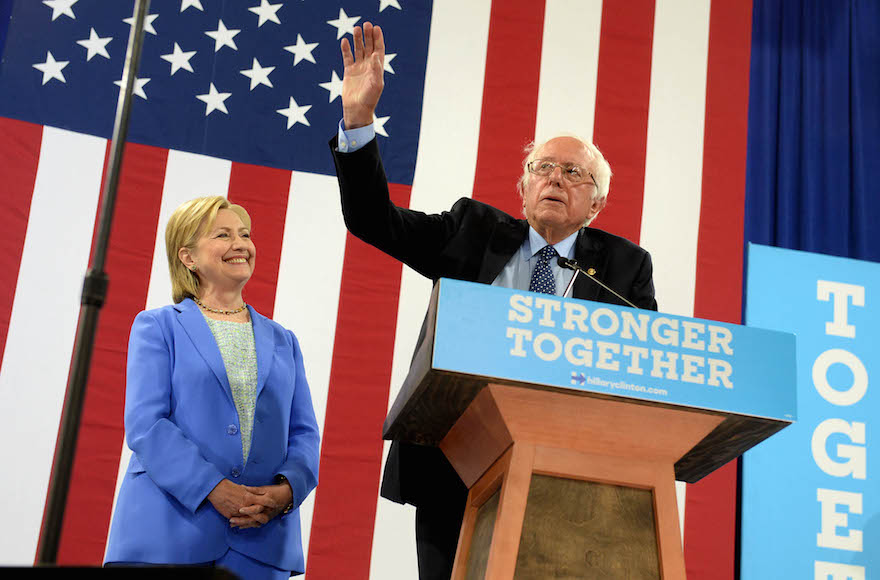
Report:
0,0,749,577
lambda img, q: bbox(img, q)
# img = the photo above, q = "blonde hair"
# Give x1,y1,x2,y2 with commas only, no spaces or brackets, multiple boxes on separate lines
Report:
165,196,251,303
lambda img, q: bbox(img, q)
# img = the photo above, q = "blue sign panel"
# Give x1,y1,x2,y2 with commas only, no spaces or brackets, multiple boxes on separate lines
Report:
742,244,878,579
431,278,796,421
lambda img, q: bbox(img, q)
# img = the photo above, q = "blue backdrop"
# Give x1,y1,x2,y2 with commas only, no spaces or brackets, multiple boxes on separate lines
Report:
743,245,878,577
0,0,12,60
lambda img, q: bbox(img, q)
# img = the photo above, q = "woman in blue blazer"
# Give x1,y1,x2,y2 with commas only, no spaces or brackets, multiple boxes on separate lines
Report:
105,196,320,580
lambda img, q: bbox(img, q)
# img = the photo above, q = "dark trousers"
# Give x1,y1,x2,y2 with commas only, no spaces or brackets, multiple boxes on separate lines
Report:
414,495,467,580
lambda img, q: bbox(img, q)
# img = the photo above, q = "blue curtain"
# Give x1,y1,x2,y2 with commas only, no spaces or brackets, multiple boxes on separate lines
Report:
0,0,13,62
746,0,880,261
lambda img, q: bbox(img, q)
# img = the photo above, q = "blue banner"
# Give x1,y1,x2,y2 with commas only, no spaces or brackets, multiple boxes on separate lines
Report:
431,278,796,421
742,244,878,579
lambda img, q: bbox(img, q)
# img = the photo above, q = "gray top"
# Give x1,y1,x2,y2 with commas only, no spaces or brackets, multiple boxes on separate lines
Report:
203,314,258,462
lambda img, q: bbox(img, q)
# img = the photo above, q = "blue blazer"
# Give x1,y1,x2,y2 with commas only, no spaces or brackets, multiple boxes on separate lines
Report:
104,298,320,572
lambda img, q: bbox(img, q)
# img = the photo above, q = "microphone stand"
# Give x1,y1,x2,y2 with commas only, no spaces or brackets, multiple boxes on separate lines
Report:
562,267,580,298
557,257,639,309
36,0,151,564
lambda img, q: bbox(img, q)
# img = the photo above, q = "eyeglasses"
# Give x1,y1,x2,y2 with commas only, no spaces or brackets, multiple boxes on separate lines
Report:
527,159,596,186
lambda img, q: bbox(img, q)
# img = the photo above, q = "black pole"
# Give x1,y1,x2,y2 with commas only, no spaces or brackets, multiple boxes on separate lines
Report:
36,0,151,564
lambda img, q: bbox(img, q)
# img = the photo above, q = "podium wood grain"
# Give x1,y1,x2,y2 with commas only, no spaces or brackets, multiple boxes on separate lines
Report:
442,385,722,579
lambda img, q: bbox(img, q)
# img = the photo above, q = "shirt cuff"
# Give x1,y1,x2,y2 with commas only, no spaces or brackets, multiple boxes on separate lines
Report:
337,119,375,153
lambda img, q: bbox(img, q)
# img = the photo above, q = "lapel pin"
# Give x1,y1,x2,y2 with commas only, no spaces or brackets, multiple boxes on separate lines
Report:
587,268,596,276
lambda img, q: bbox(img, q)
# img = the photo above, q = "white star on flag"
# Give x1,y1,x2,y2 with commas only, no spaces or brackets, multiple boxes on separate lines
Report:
327,8,360,40
161,43,196,75
284,34,318,66
196,83,232,116
123,13,159,36
33,51,68,85
43,0,78,21
205,20,240,52
249,0,282,27
384,53,396,74
180,0,204,12
76,28,112,61
276,97,311,130
319,71,343,102
114,77,150,100
374,113,390,137
379,0,402,12
240,58,275,90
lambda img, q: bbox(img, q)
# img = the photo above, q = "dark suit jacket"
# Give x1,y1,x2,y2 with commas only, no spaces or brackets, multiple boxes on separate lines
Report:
331,137,657,507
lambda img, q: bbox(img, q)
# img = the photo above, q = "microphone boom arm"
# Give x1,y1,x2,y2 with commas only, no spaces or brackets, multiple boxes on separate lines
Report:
562,268,579,298
557,257,639,309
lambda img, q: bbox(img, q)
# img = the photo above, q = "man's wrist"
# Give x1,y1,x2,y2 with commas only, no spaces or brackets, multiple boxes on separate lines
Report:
343,108,374,130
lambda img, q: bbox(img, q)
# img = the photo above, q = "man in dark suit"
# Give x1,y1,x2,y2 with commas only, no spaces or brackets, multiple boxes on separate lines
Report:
330,22,658,580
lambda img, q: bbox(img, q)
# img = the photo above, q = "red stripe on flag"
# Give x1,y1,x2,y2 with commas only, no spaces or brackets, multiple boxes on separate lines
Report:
0,118,42,369
692,2,752,325
55,143,168,564
686,1,753,579
227,162,292,318
306,183,411,578
591,1,656,243
684,461,739,579
471,0,545,216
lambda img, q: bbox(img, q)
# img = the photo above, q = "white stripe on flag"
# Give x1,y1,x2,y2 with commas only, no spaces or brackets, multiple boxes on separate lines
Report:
638,0,712,536
534,0,604,143
0,127,105,564
639,0,711,319
676,479,688,542
145,150,234,311
273,170,348,564
370,0,494,577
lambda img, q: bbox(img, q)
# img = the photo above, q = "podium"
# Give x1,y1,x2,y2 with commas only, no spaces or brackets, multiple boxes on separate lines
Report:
384,279,796,579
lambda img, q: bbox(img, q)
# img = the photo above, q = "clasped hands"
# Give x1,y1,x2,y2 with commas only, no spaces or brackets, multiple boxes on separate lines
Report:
207,478,292,529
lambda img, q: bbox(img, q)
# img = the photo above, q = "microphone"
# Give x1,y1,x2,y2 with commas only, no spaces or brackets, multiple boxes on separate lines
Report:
557,256,639,309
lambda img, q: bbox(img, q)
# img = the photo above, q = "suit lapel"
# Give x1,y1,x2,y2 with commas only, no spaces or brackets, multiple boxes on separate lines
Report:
249,306,274,398
175,299,233,401
476,220,529,283
572,228,605,302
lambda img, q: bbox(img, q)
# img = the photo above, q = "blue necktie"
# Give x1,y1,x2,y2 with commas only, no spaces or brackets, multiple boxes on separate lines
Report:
529,245,558,295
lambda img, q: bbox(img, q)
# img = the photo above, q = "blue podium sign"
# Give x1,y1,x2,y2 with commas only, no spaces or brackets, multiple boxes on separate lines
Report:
431,278,796,421
742,245,878,579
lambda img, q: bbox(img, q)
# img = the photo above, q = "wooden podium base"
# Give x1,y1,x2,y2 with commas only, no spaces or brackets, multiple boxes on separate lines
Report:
440,385,724,579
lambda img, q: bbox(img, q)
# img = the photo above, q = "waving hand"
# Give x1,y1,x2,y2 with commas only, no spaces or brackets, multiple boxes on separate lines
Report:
341,22,385,129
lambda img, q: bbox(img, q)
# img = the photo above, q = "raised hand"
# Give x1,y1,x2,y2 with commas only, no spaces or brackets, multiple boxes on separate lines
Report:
341,22,385,129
